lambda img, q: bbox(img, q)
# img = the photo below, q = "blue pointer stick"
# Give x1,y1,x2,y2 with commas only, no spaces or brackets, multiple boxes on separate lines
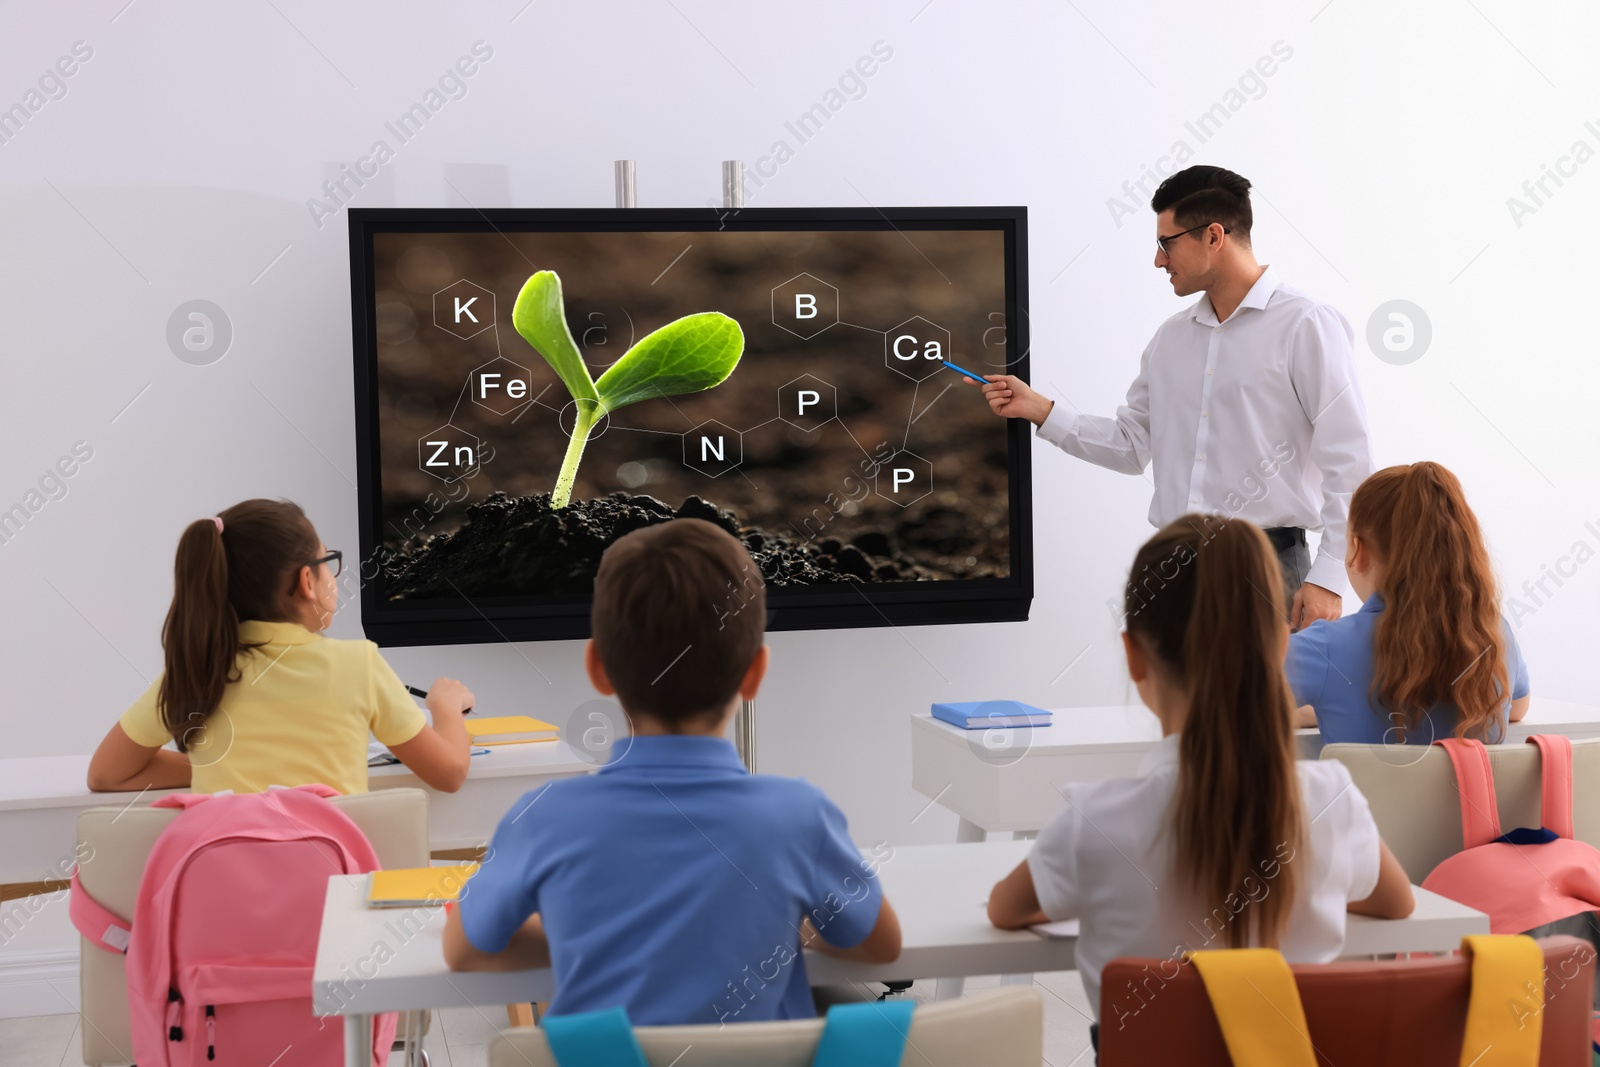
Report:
942,360,992,383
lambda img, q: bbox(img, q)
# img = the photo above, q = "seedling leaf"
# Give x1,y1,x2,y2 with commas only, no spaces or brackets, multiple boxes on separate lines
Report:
594,312,744,413
511,271,599,405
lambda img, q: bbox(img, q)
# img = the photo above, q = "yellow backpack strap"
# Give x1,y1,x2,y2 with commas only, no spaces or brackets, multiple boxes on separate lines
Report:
1188,949,1318,1067
1458,935,1544,1067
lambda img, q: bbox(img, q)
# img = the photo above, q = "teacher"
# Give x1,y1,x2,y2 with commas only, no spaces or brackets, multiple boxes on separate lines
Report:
977,165,1371,629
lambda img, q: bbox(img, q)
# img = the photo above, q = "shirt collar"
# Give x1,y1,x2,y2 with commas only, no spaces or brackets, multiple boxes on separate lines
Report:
1360,592,1386,614
238,620,321,646
598,733,747,775
1137,732,1182,775
1190,265,1281,327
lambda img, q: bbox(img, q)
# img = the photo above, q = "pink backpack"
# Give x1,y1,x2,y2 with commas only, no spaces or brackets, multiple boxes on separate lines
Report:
70,784,398,1067
1422,734,1600,934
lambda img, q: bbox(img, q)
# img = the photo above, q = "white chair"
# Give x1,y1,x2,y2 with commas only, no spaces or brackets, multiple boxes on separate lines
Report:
75,787,432,1066
486,987,1044,1066
1320,737,1600,882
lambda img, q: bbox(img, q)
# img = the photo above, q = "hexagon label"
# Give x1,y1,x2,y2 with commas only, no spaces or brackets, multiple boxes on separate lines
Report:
469,356,535,417
418,424,482,483
683,420,744,478
873,449,932,507
778,373,837,432
884,316,952,382
434,279,495,339
771,272,839,340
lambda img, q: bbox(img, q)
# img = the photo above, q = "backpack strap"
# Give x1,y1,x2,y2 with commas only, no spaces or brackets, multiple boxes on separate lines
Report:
1434,739,1502,849
542,1007,649,1067
812,1000,914,1067
150,793,214,810
1459,935,1544,1067
1525,734,1575,839
1188,949,1317,1067
68,870,131,954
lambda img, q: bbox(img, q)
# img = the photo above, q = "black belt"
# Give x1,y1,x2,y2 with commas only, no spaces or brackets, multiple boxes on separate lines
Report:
1263,526,1307,552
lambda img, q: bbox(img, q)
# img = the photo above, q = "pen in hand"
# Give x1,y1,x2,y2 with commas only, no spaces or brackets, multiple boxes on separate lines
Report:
407,684,474,715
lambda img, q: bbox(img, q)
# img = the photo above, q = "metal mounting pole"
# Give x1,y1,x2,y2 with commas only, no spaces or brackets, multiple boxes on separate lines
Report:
721,160,745,210
614,160,636,208
736,698,756,772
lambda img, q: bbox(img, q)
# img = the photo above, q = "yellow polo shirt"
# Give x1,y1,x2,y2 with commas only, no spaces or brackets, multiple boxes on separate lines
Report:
119,620,426,795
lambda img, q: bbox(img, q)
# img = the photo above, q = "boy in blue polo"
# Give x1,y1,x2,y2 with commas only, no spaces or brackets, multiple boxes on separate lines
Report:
442,518,901,1024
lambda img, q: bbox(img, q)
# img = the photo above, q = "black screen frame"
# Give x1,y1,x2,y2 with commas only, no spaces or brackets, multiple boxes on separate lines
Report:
349,206,1032,646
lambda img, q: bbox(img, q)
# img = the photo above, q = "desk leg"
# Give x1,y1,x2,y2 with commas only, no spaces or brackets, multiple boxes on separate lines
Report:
999,972,1034,986
933,977,966,1000
345,1013,371,1067
955,817,987,843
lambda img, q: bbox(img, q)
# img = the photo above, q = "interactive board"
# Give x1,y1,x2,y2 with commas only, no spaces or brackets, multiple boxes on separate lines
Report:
349,207,1032,645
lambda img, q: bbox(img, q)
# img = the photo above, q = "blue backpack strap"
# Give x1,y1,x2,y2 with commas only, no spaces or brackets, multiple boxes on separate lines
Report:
542,1007,650,1067
812,1000,915,1067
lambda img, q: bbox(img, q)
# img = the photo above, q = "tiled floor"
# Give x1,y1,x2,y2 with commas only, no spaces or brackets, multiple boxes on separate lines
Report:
1,974,1095,1066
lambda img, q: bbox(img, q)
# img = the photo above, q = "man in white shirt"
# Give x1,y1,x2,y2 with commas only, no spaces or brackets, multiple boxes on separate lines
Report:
975,166,1371,627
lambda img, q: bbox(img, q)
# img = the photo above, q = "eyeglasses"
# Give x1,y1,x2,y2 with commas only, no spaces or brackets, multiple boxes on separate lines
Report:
1156,223,1230,256
309,550,343,578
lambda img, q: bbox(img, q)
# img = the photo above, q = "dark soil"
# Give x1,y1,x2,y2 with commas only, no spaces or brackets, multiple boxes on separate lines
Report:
382,491,997,600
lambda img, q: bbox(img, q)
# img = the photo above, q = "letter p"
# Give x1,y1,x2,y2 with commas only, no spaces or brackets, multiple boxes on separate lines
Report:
798,389,819,414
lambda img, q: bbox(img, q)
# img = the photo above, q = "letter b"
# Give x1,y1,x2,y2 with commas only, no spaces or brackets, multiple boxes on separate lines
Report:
795,294,816,319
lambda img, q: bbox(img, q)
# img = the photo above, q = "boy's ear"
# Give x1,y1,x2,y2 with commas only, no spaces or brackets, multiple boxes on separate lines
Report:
584,640,616,696
739,645,770,701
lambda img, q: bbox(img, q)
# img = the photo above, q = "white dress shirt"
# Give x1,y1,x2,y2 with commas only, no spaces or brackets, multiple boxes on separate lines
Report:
1037,266,1372,593
1027,733,1382,1021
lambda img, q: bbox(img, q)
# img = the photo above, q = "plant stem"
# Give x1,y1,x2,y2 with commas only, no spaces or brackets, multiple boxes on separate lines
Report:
552,400,600,509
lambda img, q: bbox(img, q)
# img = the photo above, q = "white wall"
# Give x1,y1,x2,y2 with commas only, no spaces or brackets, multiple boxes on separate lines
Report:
2,0,1597,850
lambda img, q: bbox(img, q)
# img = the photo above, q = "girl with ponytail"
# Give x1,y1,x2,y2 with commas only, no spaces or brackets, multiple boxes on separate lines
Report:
1286,462,1530,744
988,515,1412,1036
87,499,474,795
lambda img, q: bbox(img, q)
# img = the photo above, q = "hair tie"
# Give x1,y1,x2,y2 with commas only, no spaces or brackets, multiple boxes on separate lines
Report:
212,516,224,533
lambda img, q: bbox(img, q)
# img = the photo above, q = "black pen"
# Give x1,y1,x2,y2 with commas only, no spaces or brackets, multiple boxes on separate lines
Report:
407,684,473,715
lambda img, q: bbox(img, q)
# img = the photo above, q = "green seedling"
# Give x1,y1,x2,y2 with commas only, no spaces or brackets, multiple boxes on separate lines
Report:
512,270,744,508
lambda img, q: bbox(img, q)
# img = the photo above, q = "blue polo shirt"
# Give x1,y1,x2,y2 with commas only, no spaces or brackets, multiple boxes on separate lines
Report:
458,734,885,1025
1286,594,1530,744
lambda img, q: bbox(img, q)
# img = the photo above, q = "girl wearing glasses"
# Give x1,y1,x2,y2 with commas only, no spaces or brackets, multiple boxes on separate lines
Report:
87,499,474,795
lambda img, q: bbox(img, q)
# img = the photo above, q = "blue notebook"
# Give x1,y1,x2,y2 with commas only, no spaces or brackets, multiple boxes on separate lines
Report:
931,700,1052,729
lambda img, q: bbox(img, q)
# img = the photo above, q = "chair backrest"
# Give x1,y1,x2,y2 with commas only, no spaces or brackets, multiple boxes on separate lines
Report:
75,787,429,1066
487,987,1043,1067
1099,935,1594,1066
1320,737,1600,882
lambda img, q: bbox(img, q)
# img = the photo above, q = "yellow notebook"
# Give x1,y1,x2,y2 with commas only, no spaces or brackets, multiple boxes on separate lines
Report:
366,864,479,908
465,715,559,745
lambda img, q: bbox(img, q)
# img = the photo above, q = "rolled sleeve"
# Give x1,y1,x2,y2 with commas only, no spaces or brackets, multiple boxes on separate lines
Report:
805,796,884,950
1289,305,1372,594
458,790,548,954
365,644,427,747
119,677,174,748
1027,799,1084,921
1285,625,1333,711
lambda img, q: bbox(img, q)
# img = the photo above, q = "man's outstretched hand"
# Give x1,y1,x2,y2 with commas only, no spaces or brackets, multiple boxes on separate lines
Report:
963,373,1054,426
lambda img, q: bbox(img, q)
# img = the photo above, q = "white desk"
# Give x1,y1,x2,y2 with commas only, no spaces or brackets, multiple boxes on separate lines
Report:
313,841,1074,1064
0,742,593,884
912,698,1600,842
312,839,1486,1067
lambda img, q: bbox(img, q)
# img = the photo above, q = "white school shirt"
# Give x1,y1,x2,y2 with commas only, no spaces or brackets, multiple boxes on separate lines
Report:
1027,733,1381,1020
1036,266,1372,593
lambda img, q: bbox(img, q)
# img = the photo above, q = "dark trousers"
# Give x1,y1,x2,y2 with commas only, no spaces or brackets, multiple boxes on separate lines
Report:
1264,526,1311,614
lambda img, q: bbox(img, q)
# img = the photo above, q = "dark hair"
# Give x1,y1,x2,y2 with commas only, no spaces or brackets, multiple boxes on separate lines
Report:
1124,514,1302,948
590,518,765,727
1349,463,1508,740
158,499,321,751
1151,165,1253,244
